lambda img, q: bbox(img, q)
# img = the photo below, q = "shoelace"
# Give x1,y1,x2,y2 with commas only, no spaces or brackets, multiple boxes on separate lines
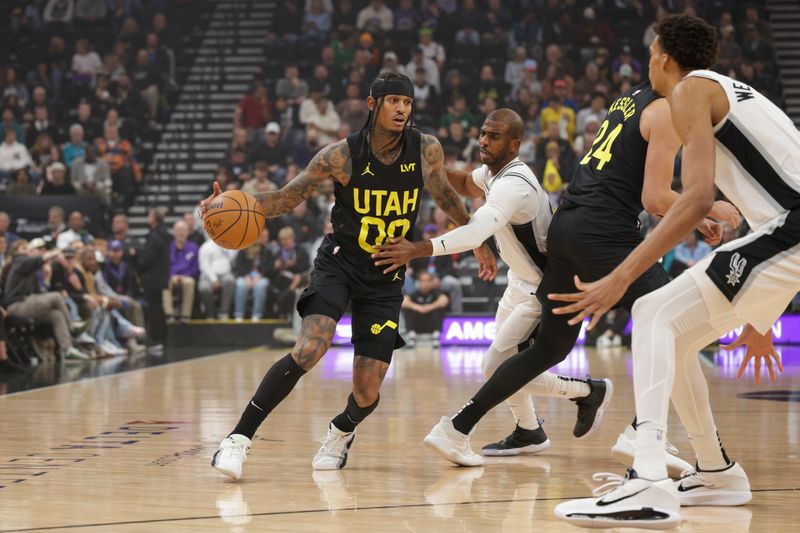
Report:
679,468,715,488
591,472,627,497
319,432,348,456
225,440,249,462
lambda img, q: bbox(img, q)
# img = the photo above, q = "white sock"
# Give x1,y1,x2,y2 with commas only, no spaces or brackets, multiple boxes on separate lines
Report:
630,279,690,481
669,332,732,472
507,393,539,430
675,362,731,470
523,371,591,399
633,422,669,480
631,274,737,480
690,431,731,471
483,344,541,430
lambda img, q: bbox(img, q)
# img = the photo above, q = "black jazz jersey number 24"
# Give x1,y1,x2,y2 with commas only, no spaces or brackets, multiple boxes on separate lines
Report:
564,82,660,222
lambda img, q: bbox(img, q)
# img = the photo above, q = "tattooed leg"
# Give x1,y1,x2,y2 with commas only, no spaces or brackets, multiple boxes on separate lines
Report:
352,355,390,405
291,314,337,370
229,314,336,438
331,355,389,433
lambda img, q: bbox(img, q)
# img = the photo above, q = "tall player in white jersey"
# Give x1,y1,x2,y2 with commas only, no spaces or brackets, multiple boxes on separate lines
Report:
552,15,797,530
372,108,613,465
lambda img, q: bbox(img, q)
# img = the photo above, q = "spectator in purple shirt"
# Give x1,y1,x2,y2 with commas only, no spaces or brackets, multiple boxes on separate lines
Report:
164,220,199,322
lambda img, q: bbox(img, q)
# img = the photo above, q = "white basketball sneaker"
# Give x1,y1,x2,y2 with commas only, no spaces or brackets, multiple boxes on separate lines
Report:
611,424,694,479
211,434,251,480
676,462,752,506
554,469,681,530
423,416,484,467
312,423,356,470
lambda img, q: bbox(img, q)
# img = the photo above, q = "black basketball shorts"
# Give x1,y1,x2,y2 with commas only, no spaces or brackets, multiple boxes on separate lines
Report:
537,206,671,313
297,235,406,363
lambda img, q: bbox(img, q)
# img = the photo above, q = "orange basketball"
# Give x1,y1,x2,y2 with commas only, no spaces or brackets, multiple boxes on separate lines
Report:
203,189,266,250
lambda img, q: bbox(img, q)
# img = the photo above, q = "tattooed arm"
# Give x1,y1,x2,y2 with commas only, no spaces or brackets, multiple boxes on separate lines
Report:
419,134,497,281
421,134,470,225
199,140,351,220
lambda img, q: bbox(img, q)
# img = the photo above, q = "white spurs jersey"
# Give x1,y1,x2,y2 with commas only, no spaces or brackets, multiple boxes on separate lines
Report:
685,70,800,229
471,158,552,285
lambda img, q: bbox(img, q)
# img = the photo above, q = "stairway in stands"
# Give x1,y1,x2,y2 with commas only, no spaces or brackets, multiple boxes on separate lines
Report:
767,0,800,126
129,0,275,236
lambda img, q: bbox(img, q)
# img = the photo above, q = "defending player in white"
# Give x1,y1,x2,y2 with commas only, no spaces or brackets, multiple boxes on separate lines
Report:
550,14,796,530
372,108,613,465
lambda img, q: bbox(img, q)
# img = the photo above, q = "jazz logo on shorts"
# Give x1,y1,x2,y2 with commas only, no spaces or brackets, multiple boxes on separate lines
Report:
370,320,398,335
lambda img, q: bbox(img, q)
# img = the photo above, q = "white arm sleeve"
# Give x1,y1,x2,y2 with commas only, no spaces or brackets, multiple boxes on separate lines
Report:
430,178,538,256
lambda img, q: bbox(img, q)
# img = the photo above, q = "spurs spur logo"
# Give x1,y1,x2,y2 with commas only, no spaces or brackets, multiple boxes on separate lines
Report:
726,252,747,286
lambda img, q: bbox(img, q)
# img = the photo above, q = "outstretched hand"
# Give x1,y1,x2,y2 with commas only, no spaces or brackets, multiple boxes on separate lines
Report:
372,237,418,274
198,181,222,222
723,324,783,384
548,273,629,331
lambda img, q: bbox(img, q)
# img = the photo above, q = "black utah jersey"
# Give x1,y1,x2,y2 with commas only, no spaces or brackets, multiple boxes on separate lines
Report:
562,82,661,222
332,129,424,257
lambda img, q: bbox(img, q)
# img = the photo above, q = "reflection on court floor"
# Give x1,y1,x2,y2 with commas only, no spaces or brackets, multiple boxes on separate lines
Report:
0,344,797,532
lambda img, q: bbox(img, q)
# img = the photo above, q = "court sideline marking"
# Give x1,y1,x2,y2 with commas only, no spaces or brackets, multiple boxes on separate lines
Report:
1,487,798,532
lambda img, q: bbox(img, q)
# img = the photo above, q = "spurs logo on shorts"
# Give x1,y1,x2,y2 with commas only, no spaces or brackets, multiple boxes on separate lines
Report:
726,253,747,286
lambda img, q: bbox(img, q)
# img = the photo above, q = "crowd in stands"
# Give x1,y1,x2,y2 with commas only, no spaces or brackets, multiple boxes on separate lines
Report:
213,0,789,342
0,0,196,370
0,212,148,365
0,204,323,370
0,1,793,372
0,0,179,207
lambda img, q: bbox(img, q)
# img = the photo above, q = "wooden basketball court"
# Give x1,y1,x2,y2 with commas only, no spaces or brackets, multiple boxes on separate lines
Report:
1,344,798,531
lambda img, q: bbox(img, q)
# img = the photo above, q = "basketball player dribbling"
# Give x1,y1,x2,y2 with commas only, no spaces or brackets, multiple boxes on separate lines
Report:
372,108,615,464
553,14,798,529
200,73,495,479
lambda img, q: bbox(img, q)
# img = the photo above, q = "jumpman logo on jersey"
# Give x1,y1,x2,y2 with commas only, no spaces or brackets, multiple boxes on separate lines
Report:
392,271,402,282
361,162,375,176
726,252,747,286
370,320,398,335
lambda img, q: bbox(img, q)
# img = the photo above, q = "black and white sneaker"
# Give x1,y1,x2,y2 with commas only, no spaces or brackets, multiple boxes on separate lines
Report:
554,468,681,530
676,462,751,507
482,422,551,457
572,377,614,438
312,423,356,470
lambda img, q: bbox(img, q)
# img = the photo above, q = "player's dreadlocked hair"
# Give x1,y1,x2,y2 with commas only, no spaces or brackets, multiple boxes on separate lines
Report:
656,14,717,71
353,72,416,163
